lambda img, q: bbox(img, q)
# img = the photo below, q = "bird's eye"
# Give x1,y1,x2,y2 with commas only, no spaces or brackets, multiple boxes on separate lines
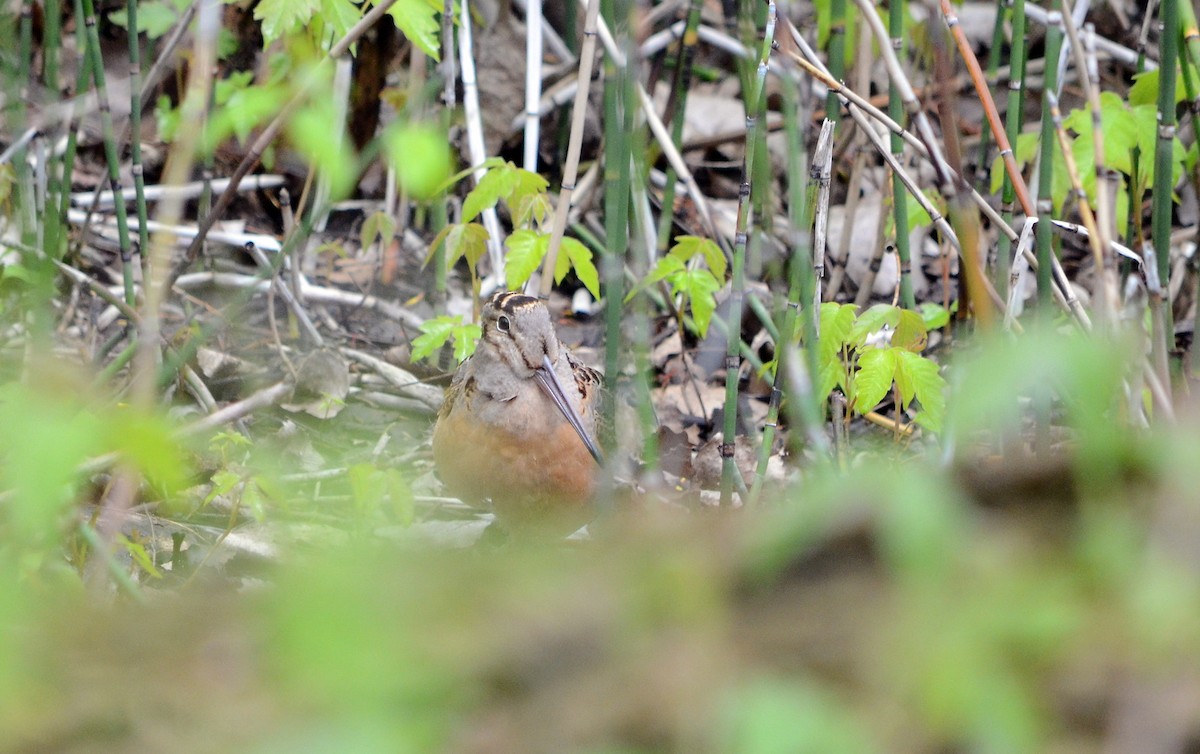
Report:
497,315,511,332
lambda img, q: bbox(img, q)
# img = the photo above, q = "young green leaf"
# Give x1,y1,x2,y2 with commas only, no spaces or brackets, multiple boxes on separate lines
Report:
451,322,483,362
508,168,551,226
854,347,898,414
505,229,548,291
559,237,601,299
670,235,727,280
919,302,950,330
849,304,900,347
255,0,320,43
892,308,929,352
898,350,946,432
817,302,857,361
386,0,442,60
384,123,454,200
319,0,361,44
462,163,519,223
674,268,720,337
411,315,482,363
360,211,396,252
443,222,491,270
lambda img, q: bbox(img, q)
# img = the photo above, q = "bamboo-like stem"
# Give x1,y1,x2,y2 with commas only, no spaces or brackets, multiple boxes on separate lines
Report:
539,0,602,297
40,0,64,259
79,0,136,307
1151,0,1179,344
1034,13,1064,312
125,0,150,262
430,0,456,312
1147,0,1176,389
888,0,915,310
812,122,835,312
975,0,1008,184
458,0,505,284
826,0,847,124
601,0,633,454
523,0,544,172
719,1,774,506
995,0,1027,302
53,0,93,265
654,0,705,256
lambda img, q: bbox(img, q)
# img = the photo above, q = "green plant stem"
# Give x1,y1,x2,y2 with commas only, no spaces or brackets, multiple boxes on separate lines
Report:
601,0,632,454
1152,0,1179,343
888,0,915,310
975,0,1009,180
126,0,150,264
80,0,137,307
826,0,847,123
750,89,825,503
654,0,704,255
1034,13,1063,313
42,0,65,259
720,3,774,506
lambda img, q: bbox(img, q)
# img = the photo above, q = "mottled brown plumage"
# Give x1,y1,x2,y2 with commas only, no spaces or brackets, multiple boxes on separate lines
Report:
432,292,602,536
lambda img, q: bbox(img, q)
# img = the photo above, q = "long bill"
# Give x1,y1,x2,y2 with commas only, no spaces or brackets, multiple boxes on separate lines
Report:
534,354,603,464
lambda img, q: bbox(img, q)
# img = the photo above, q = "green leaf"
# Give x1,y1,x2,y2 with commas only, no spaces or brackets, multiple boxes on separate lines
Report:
287,98,357,199
452,322,482,363
411,315,480,363
255,0,320,43
817,356,842,405
892,308,928,352
854,347,897,414
0,385,105,543
411,316,455,362
108,1,181,38
1129,62,1200,107
560,237,600,298
625,255,686,303
360,211,396,252
508,169,551,227
670,235,727,280
384,123,454,200
675,268,721,337
513,191,553,230
817,302,857,362
444,222,491,269
897,349,946,432
320,0,362,44
849,304,900,347
463,163,518,222
106,410,190,496
905,189,935,229
919,302,950,330
386,0,442,60
505,229,548,291
208,78,287,149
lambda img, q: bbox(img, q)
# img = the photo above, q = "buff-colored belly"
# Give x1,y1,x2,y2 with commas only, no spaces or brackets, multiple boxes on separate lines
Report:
433,405,596,534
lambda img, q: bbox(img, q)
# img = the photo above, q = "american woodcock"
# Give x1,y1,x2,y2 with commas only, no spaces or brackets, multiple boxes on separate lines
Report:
432,292,603,535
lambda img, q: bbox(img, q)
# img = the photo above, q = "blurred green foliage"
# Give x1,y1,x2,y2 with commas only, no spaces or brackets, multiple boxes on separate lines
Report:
0,330,1199,752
